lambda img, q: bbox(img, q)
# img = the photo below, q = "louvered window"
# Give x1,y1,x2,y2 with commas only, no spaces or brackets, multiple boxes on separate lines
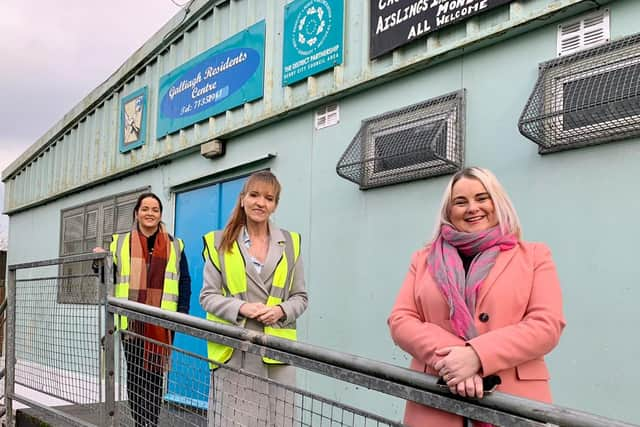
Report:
58,188,149,303
557,9,609,57
337,91,464,189
519,33,640,153
315,104,340,129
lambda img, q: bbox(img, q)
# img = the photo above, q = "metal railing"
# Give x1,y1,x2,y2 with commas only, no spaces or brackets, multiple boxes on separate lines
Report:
5,253,108,427
0,297,7,420
4,253,639,427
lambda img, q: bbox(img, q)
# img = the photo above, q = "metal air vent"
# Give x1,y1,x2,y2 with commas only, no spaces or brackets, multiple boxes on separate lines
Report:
315,104,340,129
520,32,640,153
557,9,609,57
336,91,464,190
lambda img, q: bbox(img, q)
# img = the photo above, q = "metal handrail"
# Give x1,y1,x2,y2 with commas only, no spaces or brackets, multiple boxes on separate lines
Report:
4,252,638,427
8,252,107,271
0,296,6,419
5,252,110,427
109,298,638,427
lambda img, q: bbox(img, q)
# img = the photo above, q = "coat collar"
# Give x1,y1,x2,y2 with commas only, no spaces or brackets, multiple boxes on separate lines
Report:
476,244,518,308
236,222,285,292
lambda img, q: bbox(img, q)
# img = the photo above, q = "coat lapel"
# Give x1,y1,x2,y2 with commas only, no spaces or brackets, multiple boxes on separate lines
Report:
476,245,518,308
260,224,285,283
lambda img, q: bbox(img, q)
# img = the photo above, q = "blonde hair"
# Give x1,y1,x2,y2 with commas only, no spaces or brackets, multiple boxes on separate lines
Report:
431,167,522,241
219,170,281,253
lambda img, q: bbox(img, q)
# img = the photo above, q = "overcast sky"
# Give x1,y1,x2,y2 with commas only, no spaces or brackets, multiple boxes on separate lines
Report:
0,1,184,247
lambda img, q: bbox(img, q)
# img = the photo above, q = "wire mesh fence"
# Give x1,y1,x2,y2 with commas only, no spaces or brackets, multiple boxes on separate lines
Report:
7,258,105,426
7,254,638,427
14,273,103,407
116,330,207,427
116,329,401,427
519,32,640,153
336,91,464,189
210,367,401,427
6,253,404,427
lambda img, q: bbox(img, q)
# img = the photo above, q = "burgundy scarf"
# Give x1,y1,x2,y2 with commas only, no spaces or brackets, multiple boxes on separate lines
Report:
427,224,517,340
129,222,172,371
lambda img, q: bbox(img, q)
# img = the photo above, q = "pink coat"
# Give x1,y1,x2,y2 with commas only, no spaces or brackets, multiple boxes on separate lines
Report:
388,241,565,427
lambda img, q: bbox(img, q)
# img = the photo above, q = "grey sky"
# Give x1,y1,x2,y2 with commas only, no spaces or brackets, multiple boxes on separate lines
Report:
0,1,184,246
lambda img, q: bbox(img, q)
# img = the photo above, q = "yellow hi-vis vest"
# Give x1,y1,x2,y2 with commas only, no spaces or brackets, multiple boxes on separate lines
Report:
110,232,183,330
202,230,301,368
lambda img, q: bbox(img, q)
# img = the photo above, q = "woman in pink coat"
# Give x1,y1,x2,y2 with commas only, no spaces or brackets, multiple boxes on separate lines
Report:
388,167,566,427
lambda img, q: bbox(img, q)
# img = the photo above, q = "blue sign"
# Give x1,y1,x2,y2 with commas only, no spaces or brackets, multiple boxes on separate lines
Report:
157,21,265,137
282,0,344,86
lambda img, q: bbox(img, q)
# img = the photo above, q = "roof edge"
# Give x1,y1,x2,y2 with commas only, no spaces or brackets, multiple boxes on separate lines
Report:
1,0,219,181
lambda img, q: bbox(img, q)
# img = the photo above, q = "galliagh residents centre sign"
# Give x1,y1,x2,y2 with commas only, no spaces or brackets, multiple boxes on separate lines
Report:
370,0,514,59
157,21,265,137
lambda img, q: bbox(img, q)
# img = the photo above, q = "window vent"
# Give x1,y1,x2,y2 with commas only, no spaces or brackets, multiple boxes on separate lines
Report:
315,103,340,129
519,33,640,153
557,9,609,57
336,91,464,190
58,187,149,304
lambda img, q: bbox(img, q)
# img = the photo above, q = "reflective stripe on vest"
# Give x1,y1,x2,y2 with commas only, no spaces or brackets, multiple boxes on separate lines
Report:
202,230,300,368
111,232,183,330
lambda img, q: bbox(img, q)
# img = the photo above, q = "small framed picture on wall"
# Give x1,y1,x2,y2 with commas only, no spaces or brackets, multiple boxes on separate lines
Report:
119,87,148,153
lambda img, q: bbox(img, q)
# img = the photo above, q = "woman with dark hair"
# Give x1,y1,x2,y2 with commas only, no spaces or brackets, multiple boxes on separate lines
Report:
388,167,565,427
200,171,307,426
95,192,191,427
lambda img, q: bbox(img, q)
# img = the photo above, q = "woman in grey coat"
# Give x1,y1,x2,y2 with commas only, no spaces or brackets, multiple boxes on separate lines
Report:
200,170,308,427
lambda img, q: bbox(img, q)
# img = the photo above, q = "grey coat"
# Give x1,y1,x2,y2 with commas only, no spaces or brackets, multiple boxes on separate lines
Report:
199,223,308,373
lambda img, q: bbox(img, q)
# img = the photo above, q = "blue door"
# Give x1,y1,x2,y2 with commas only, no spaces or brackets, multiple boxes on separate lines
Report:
167,176,246,407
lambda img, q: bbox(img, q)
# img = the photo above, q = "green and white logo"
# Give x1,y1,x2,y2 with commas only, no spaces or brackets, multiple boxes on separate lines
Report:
283,0,343,86
292,1,332,55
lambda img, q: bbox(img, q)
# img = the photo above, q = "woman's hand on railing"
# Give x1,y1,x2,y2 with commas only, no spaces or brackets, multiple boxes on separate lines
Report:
255,306,285,326
434,345,481,387
91,247,107,272
239,302,285,325
239,302,267,319
450,374,484,398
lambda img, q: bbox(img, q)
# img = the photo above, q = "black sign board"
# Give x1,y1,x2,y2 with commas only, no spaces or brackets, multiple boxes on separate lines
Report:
370,0,514,59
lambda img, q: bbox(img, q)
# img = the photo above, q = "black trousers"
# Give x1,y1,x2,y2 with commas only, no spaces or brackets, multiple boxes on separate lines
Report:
123,337,165,427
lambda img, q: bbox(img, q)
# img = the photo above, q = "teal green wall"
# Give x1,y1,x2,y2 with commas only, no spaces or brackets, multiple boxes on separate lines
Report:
7,0,640,424
296,2,640,423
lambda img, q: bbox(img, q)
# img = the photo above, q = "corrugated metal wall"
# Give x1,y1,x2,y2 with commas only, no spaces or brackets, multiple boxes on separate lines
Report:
4,1,640,422
2,0,604,213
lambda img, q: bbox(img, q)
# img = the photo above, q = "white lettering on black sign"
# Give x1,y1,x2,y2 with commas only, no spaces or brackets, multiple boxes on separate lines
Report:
370,0,513,59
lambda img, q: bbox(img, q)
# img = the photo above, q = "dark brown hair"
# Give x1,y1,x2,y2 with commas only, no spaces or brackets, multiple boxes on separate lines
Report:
219,171,281,252
133,192,163,220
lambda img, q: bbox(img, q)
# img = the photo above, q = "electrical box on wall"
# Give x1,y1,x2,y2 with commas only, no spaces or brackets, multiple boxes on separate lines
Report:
201,139,225,159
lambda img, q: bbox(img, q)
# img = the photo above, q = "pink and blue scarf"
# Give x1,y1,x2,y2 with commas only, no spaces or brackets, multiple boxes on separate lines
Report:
427,224,517,340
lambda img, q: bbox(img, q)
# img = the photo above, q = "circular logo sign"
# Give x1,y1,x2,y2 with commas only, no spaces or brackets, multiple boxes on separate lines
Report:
292,0,333,56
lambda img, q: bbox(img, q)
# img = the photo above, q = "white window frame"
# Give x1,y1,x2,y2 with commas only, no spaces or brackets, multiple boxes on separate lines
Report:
315,103,340,129
557,9,610,57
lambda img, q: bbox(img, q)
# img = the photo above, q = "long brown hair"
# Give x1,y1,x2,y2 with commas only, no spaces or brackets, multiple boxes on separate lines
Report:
218,171,281,252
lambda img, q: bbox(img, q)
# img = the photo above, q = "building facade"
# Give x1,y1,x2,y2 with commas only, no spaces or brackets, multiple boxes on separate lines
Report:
3,0,639,422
